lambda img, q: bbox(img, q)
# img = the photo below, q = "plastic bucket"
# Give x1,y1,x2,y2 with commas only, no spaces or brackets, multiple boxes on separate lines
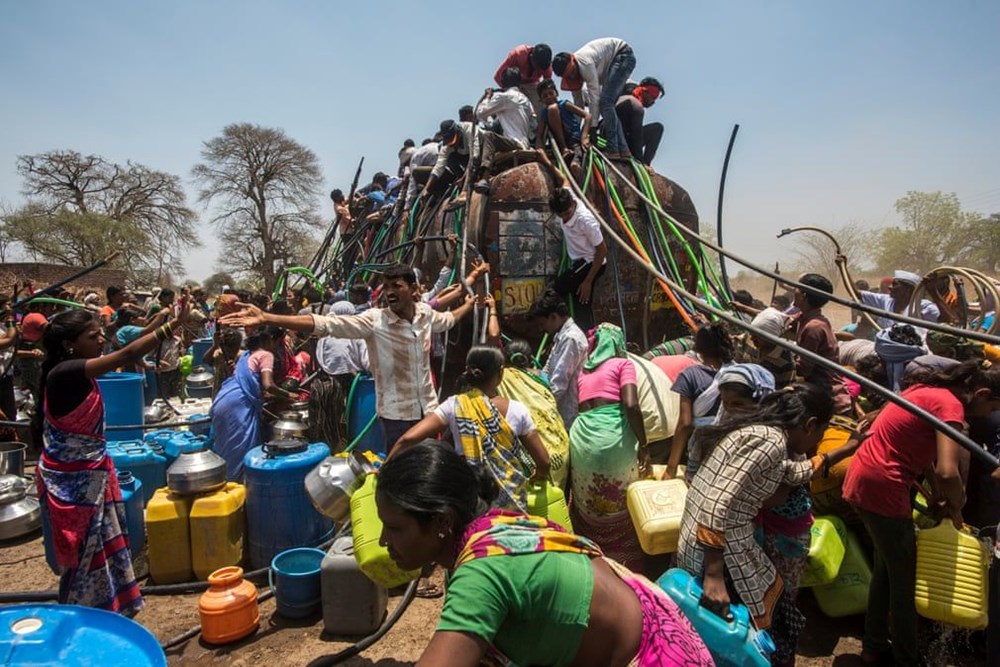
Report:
269,547,325,618
0,442,27,477
97,373,145,441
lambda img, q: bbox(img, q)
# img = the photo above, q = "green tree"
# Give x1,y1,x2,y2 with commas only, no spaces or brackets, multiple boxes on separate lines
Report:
965,212,1000,273
202,271,236,295
192,123,323,292
873,191,979,275
4,151,199,283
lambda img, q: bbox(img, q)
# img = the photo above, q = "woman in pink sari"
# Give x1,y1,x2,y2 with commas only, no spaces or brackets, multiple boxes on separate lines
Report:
36,303,189,615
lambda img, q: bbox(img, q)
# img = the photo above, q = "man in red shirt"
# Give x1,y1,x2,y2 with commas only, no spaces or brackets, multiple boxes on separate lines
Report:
792,273,853,416
493,43,552,112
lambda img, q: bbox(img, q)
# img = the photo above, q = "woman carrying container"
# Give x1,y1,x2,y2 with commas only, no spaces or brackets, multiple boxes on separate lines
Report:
211,325,299,480
496,339,571,488
568,323,648,571
842,360,1000,667
35,301,190,615
677,384,832,663
376,440,714,667
392,346,550,513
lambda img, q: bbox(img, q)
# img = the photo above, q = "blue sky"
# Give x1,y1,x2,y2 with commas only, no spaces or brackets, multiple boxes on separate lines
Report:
2,1,998,281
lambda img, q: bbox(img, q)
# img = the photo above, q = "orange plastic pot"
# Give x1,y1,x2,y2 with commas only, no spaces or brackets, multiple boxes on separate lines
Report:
198,566,260,645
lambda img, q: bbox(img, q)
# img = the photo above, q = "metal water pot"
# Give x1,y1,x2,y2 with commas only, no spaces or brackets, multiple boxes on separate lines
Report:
272,411,309,441
0,474,41,540
186,366,214,389
167,450,227,495
304,452,373,522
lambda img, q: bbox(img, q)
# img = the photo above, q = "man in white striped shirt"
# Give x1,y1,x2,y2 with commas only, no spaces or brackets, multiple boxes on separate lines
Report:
220,264,478,452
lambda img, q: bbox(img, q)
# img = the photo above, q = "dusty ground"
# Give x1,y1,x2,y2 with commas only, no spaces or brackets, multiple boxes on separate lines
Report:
0,527,985,666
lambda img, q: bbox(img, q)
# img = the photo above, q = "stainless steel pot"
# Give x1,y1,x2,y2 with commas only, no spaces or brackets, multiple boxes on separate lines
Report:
167,450,227,495
0,442,26,477
0,474,41,540
144,401,170,424
272,412,309,441
304,453,373,522
186,367,214,389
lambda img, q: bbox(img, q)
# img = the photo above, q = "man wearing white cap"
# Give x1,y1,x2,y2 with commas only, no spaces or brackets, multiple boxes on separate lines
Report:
749,307,796,388
857,270,940,329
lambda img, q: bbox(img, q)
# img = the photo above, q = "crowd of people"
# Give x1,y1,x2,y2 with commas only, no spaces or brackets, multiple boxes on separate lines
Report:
10,34,1000,667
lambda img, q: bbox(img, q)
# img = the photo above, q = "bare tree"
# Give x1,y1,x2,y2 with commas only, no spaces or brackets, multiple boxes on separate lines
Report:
192,123,324,292
6,150,198,283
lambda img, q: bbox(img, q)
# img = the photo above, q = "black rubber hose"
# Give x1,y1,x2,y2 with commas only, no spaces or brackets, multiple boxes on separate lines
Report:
307,578,419,666
0,415,216,430
715,124,739,301
0,535,343,602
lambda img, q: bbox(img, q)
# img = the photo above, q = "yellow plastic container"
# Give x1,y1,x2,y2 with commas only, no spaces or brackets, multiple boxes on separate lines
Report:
350,475,420,588
915,521,990,629
626,479,687,555
800,515,847,588
191,482,247,580
526,481,573,532
813,527,872,617
146,487,194,584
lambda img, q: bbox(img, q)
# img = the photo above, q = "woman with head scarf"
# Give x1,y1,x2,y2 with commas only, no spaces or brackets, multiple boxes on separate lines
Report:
569,323,648,570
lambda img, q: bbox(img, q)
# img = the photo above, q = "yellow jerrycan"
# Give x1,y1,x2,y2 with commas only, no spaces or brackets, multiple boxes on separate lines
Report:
191,482,247,580
350,475,420,588
800,515,847,588
146,487,194,584
812,527,872,617
526,481,573,532
626,479,688,555
915,521,989,629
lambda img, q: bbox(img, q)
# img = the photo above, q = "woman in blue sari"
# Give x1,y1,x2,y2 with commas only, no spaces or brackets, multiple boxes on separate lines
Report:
211,326,297,480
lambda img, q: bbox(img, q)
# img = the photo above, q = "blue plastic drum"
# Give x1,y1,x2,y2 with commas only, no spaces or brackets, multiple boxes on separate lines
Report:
347,374,385,457
0,604,166,666
97,373,145,441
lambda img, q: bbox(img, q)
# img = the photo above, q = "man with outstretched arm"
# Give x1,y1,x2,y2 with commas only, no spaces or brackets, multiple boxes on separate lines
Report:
220,264,479,451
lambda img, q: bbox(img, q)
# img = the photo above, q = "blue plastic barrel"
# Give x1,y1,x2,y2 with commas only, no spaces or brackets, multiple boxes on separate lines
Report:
117,471,146,558
243,442,334,569
97,373,145,441
269,548,326,618
191,338,213,368
347,375,385,457
108,441,167,506
0,604,166,666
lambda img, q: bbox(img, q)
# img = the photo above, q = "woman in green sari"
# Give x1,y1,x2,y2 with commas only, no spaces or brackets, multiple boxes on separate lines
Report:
569,324,649,570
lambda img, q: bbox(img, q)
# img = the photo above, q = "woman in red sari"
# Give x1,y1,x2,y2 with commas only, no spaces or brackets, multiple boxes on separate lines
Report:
36,302,189,615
